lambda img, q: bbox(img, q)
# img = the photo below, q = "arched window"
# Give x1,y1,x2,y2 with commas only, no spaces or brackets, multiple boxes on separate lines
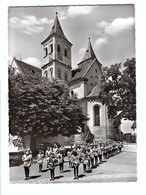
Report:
44,46,48,57
71,90,74,96
94,105,100,126
50,68,53,78
50,44,53,53
44,70,48,77
58,68,61,79
64,49,67,57
64,72,68,81
57,45,61,53
90,76,94,86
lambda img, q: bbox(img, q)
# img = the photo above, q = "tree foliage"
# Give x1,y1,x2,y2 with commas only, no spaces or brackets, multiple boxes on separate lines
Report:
9,66,88,152
100,57,136,126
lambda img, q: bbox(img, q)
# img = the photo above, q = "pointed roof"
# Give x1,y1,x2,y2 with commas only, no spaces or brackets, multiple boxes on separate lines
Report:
78,38,97,65
70,38,102,84
41,12,72,45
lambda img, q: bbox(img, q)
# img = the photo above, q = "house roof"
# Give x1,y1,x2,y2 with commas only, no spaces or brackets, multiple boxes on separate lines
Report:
13,57,41,76
41,13,72,45
87,83,101,98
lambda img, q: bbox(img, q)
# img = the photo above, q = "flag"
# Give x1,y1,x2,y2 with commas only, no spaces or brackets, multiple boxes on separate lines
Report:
13,137,22,147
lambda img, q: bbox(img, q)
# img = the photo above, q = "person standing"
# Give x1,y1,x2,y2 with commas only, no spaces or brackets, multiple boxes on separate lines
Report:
45,146,52,168
67,149,72,168
37,150,44,172
71,150,80,180
81,150,88,173
90,146,95,167
48,153,58,181
22,150,32,180
57,150,64,173
98,144,103,164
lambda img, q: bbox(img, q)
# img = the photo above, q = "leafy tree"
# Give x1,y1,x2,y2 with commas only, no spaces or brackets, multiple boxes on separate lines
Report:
100,57,136,127
9,67,88,153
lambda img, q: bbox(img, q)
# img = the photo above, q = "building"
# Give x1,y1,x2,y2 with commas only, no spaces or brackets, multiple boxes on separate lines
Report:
11,13,122,147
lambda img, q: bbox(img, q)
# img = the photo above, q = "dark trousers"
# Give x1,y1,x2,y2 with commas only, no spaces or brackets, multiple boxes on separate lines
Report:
88,160,90,169
73,165,79,178
50,169,55,179
39,164,43,172
99,155,102,163
69,160,72,167
83,164,87,172
103,153,107,159
59,163,64,172
24,167,29,178
95,156,98,164
91,158,94,167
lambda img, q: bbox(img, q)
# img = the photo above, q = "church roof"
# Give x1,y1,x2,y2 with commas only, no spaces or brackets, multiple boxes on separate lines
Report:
70,39,102,84
87,83,101,98
13,57,41,76
79,38,97,64
70,59,96,83
41,13,72,45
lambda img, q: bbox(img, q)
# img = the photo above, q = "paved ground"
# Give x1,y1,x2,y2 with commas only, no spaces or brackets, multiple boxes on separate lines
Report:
10,151,137,184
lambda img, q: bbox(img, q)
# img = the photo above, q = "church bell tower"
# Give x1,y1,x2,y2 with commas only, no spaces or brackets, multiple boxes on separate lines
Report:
41,12,72,82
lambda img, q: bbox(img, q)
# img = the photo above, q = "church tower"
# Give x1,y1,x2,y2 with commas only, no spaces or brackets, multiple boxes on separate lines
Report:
41,12,72,82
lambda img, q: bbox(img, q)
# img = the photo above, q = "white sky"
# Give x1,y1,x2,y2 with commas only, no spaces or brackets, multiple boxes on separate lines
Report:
8,5,135,69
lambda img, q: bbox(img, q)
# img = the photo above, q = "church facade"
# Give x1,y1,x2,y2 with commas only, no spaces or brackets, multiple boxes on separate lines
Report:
11,13,122,147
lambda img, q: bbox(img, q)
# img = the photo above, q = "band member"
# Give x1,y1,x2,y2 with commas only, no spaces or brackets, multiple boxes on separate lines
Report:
45,146,52,168
81,150,88,173
71,150,80,180
48,153,58,181
67,149,72,168
98,144,103,163
90,146,95,167
57,150,64,173
22,149,32,180
37,150,44,172
86,149,91,170
94,145,99,165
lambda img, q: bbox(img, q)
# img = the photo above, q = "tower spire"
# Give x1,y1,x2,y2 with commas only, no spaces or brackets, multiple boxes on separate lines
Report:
81,38,96,62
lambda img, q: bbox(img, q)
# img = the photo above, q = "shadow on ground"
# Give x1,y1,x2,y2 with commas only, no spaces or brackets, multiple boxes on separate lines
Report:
54,175,64,180
86,169,92,173
78,174,86,178
29,175,41,179
63,170,72,173
41,169,49,172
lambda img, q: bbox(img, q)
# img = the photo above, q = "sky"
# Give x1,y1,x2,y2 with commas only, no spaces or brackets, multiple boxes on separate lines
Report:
8,5,135,70
8,5,135,133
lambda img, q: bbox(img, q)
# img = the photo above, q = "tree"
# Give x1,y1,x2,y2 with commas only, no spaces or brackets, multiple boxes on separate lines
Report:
9,67,88,153
100,57,136,127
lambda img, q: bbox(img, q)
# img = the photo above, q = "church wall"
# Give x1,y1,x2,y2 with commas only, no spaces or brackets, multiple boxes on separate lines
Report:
84,61,102,95
36,134,74,147
55,37,71,67
42,38,54,66
54,61,71,82
70,81,87,99
87,100,108,140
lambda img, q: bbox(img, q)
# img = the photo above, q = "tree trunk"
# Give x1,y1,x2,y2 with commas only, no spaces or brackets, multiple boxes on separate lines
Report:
30,133,37,156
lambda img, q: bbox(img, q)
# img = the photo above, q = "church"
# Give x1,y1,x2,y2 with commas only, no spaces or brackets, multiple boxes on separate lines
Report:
11,13,122,147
